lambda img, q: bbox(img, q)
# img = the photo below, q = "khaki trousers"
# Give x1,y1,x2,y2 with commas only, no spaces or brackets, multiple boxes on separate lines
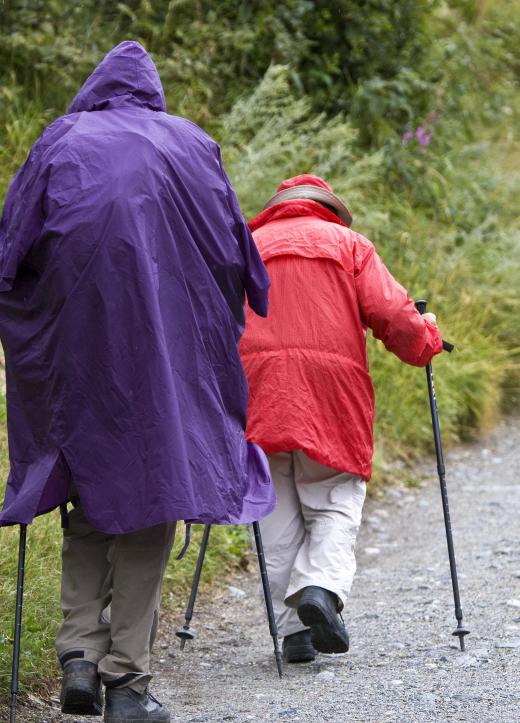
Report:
260,451,366,637
56,504,175,693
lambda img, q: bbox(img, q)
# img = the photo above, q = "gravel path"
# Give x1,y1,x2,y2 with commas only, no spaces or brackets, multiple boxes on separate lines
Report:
17,420,520,722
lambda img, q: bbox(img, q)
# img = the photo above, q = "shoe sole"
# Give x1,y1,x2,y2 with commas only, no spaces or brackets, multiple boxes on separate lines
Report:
297,601,349,654
283,646,316,664
61,687,103,716
105,718,170,723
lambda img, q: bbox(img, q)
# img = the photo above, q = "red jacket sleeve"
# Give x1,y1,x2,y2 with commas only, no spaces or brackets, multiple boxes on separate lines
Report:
354,235,443,367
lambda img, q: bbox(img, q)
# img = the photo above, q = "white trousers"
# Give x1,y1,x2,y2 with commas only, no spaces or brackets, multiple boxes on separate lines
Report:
260,451,366,637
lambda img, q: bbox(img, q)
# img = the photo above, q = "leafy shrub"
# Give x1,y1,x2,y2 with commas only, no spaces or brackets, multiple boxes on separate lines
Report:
0,0,438,129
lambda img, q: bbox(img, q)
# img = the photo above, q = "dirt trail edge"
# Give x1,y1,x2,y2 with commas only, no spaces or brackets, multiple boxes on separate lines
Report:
23,420,520,722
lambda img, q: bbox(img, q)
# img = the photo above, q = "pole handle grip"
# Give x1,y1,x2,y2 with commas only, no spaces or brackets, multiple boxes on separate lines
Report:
415,299,428,315
415,299,454,353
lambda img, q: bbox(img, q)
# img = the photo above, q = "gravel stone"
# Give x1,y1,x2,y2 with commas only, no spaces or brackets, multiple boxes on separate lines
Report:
418,693,437,707
452,694,483,702
495,640,520,649
365,547,380,556
228,586,246,600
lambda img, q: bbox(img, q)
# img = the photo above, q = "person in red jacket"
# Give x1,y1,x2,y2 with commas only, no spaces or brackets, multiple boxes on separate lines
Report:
240,174,442,663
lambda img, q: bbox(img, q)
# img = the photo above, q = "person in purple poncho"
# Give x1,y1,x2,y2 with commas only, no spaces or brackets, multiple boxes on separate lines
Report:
0,41,274,722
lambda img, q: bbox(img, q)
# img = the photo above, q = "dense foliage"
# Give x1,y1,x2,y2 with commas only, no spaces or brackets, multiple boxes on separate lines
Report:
0,0,519,705
1,1,435,128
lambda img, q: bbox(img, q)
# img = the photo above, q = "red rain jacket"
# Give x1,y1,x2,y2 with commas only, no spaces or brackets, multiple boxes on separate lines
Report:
240,199,442,480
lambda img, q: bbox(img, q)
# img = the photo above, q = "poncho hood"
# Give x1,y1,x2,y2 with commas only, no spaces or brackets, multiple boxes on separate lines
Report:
68,40,166,114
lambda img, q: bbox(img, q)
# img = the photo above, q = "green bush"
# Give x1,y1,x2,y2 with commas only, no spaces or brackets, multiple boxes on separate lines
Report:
0,0,438,129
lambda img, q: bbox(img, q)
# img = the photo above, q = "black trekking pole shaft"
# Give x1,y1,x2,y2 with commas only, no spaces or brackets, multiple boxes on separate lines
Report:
10,523,27,723
252,521,283,678
416,300,469,651
176,524,211,649
186,524,211,622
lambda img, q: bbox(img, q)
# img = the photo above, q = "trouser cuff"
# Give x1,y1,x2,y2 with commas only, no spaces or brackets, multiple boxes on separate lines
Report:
59,647,106,668
285,584,346,612
279,620,309,638
102,672,152,694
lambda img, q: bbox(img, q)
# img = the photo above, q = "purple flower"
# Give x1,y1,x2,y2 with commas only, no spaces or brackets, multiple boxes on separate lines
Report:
402,130,413,145
415,126,432,146
402,126,433,147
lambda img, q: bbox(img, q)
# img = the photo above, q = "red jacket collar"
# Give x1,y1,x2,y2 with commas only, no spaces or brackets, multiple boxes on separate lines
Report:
249,199,347,232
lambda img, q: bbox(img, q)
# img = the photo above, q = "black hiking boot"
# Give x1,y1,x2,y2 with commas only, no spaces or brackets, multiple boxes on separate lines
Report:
104,687,170,722
297,586,349,654
282,629,316,663
60,660,103,715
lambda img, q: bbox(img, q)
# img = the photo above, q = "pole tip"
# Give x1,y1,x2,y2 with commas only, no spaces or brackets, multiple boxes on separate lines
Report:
452,625,470,651
275,652,283,678
175,625,196,650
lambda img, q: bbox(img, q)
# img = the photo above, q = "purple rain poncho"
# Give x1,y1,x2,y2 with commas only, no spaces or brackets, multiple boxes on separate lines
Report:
0,41,275,533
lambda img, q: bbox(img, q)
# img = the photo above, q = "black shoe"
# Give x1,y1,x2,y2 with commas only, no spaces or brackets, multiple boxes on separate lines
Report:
282,629,316,663
104,687,170,722
60,660,103,716
297,586,349,654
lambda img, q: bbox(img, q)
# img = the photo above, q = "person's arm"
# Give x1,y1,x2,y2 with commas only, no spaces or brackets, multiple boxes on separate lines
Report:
214,147,270,318
354,234,442,366
0,117,76,293
0,142,48,292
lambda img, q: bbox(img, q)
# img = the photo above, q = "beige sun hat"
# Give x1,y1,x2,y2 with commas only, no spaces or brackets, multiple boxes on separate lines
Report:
262,174,352,227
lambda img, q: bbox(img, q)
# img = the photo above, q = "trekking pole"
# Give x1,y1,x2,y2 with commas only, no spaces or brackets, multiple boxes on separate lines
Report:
416,300,470,651
175,524,212,649
252,521,283,678
10,523,28,723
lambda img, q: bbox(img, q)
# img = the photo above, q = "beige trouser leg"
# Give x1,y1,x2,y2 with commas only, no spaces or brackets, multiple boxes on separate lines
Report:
260,451,366,637
258,452,305,637
56,504,175,693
